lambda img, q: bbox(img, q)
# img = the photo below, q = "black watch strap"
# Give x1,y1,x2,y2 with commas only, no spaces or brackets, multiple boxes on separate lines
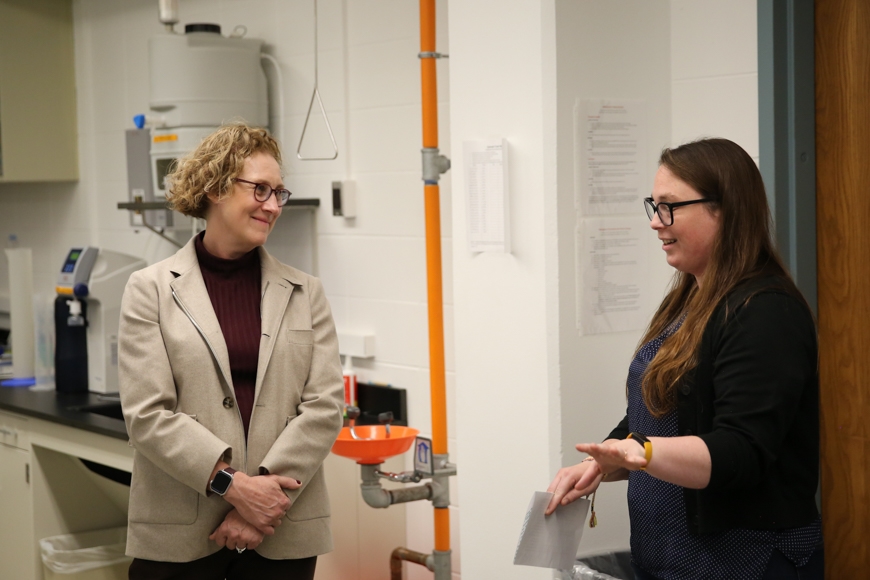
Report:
209,467,237,496
627,432,649,446
627,433,653,470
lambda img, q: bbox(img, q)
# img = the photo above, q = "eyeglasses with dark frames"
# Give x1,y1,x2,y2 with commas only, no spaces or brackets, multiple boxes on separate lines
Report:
643,197,714,226
233,178,293,207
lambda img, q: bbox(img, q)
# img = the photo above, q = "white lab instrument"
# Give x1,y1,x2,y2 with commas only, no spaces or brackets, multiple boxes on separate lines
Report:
126,19,269,231
55,248,146,394
5,247,34,381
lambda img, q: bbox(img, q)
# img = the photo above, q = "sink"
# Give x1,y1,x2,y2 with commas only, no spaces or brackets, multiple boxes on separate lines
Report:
331,425,419,465
70,402,125,421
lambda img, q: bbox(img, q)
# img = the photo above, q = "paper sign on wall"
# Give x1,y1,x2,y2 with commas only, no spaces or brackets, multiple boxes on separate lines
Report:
576,217,651,335
464,139,510,253
575,99,647,216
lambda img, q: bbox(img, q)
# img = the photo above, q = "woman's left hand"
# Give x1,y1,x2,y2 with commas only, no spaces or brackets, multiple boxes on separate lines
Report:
209,508,265,551
576,440,647,475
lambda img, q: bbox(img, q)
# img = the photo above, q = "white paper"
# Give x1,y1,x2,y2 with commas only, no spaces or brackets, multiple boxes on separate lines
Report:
464,139,510,253
513,491,590,571
575,99,647,215
577,218,650,335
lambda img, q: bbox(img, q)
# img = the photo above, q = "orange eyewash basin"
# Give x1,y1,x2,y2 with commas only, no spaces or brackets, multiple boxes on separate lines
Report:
331,425,420,465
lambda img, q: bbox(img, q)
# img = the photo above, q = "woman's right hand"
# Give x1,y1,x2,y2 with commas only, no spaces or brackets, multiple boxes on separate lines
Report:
545,459,603,516
209,508,265,551
224,473,302,535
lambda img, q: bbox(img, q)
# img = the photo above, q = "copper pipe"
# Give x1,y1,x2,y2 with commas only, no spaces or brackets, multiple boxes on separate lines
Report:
390,547,432,580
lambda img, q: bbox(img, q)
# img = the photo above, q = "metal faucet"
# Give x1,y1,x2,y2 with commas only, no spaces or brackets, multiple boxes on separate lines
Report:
345,405,363,440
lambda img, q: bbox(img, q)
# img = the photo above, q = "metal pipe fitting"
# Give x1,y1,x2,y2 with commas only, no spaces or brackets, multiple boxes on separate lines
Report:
432,549,452,580
375,469,423,484
390,547,434,580
430,453,457,508
422,148,451,184
360,464,433,508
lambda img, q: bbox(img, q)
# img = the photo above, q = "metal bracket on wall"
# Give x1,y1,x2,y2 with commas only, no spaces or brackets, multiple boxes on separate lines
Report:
117,198,322,250
117,199,183,248
418,51,448,59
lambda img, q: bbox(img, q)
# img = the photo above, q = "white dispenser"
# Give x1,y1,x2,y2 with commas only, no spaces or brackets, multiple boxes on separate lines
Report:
55,249,146,394
85,251,147,393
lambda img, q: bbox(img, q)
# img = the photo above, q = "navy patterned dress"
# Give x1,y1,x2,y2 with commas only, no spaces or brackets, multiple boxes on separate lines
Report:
626,322,821,580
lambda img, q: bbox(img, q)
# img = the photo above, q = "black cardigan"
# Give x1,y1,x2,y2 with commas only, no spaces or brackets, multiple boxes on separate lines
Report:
608,276,820,535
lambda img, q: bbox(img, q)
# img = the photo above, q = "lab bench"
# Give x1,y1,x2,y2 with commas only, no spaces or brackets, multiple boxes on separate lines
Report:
0,388,131,580
0,388,408,580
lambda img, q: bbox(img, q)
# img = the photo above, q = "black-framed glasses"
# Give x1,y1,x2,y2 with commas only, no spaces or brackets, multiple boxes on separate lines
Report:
233,178,292,206
643,197,714,226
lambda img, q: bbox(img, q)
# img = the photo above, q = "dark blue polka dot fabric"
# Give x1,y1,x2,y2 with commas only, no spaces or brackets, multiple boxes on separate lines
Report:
626,322,821,580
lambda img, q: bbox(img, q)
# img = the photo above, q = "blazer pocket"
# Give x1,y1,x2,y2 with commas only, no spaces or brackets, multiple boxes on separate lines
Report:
128,452,199,525
286,468,330,522
286,329,314,345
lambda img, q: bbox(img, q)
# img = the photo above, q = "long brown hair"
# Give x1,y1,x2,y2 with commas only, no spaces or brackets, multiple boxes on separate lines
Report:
639,138,792,416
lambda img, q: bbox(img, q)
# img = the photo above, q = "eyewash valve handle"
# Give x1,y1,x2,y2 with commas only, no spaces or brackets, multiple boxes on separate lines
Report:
378,412,394,438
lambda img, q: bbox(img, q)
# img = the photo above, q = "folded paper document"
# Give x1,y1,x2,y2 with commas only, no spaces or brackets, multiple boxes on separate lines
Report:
513,491,590,571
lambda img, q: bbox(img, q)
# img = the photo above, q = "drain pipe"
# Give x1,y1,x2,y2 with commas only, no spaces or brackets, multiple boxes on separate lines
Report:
419,0,452,579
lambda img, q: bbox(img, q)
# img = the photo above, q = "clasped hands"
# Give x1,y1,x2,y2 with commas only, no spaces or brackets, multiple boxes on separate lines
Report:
545,438,647,516
209,472,302,552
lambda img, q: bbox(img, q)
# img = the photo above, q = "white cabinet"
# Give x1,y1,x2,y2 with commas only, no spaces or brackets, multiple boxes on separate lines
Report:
0,413,36,580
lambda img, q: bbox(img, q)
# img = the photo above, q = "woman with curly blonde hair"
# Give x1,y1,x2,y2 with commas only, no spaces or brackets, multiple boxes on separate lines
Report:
119,122,343,580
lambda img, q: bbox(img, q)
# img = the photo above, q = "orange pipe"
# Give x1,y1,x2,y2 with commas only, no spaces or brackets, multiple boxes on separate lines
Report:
420,0,438,148
434,507,450,552
424,184,447,456
420,0,450,556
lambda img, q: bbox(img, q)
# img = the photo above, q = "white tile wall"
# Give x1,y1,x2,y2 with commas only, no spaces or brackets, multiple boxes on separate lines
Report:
671,0,757,80
670,0,759,154
672,75,759,155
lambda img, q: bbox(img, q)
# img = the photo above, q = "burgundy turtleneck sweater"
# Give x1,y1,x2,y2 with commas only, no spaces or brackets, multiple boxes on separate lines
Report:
194,232,260,438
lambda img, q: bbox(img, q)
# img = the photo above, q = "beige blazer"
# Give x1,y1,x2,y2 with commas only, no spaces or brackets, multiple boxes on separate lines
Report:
118,238,343,562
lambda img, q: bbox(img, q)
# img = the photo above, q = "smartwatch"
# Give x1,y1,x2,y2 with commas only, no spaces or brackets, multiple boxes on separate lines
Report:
209,467,237,496
627,432,653,470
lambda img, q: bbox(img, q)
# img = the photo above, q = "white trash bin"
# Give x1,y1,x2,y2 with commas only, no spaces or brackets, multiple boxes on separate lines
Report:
39,527,131,580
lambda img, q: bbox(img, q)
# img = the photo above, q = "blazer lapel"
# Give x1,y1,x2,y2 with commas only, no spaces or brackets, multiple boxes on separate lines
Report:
254,249,300,401
168,241,234,394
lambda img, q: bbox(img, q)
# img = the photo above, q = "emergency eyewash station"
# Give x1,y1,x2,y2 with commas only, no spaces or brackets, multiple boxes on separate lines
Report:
0,0,455,578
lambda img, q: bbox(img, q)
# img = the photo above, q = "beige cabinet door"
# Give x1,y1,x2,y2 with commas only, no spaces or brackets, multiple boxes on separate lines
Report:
0,443,35,580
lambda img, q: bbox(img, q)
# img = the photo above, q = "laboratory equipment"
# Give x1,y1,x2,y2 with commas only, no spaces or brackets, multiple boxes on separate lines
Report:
55,248,146,394
125,17,269,230
4,247,35,385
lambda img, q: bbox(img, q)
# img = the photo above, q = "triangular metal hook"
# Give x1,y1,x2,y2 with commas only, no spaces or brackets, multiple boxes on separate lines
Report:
296,0,338,161
297,85,338,161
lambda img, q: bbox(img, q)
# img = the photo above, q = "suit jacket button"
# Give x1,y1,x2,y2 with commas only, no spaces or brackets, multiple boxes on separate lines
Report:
680,384,691,395
223,397,234,409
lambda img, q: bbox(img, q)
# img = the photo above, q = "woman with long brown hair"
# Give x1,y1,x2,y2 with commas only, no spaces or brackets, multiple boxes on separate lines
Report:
547,139,822,579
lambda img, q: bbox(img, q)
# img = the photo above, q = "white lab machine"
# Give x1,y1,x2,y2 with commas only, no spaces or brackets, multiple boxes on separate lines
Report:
55,248,146,394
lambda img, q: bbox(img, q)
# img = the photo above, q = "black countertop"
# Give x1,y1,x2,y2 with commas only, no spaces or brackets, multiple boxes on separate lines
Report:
0,387,128,441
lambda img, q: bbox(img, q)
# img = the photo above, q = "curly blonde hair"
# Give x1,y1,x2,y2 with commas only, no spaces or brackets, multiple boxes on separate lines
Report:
165,123,282,218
